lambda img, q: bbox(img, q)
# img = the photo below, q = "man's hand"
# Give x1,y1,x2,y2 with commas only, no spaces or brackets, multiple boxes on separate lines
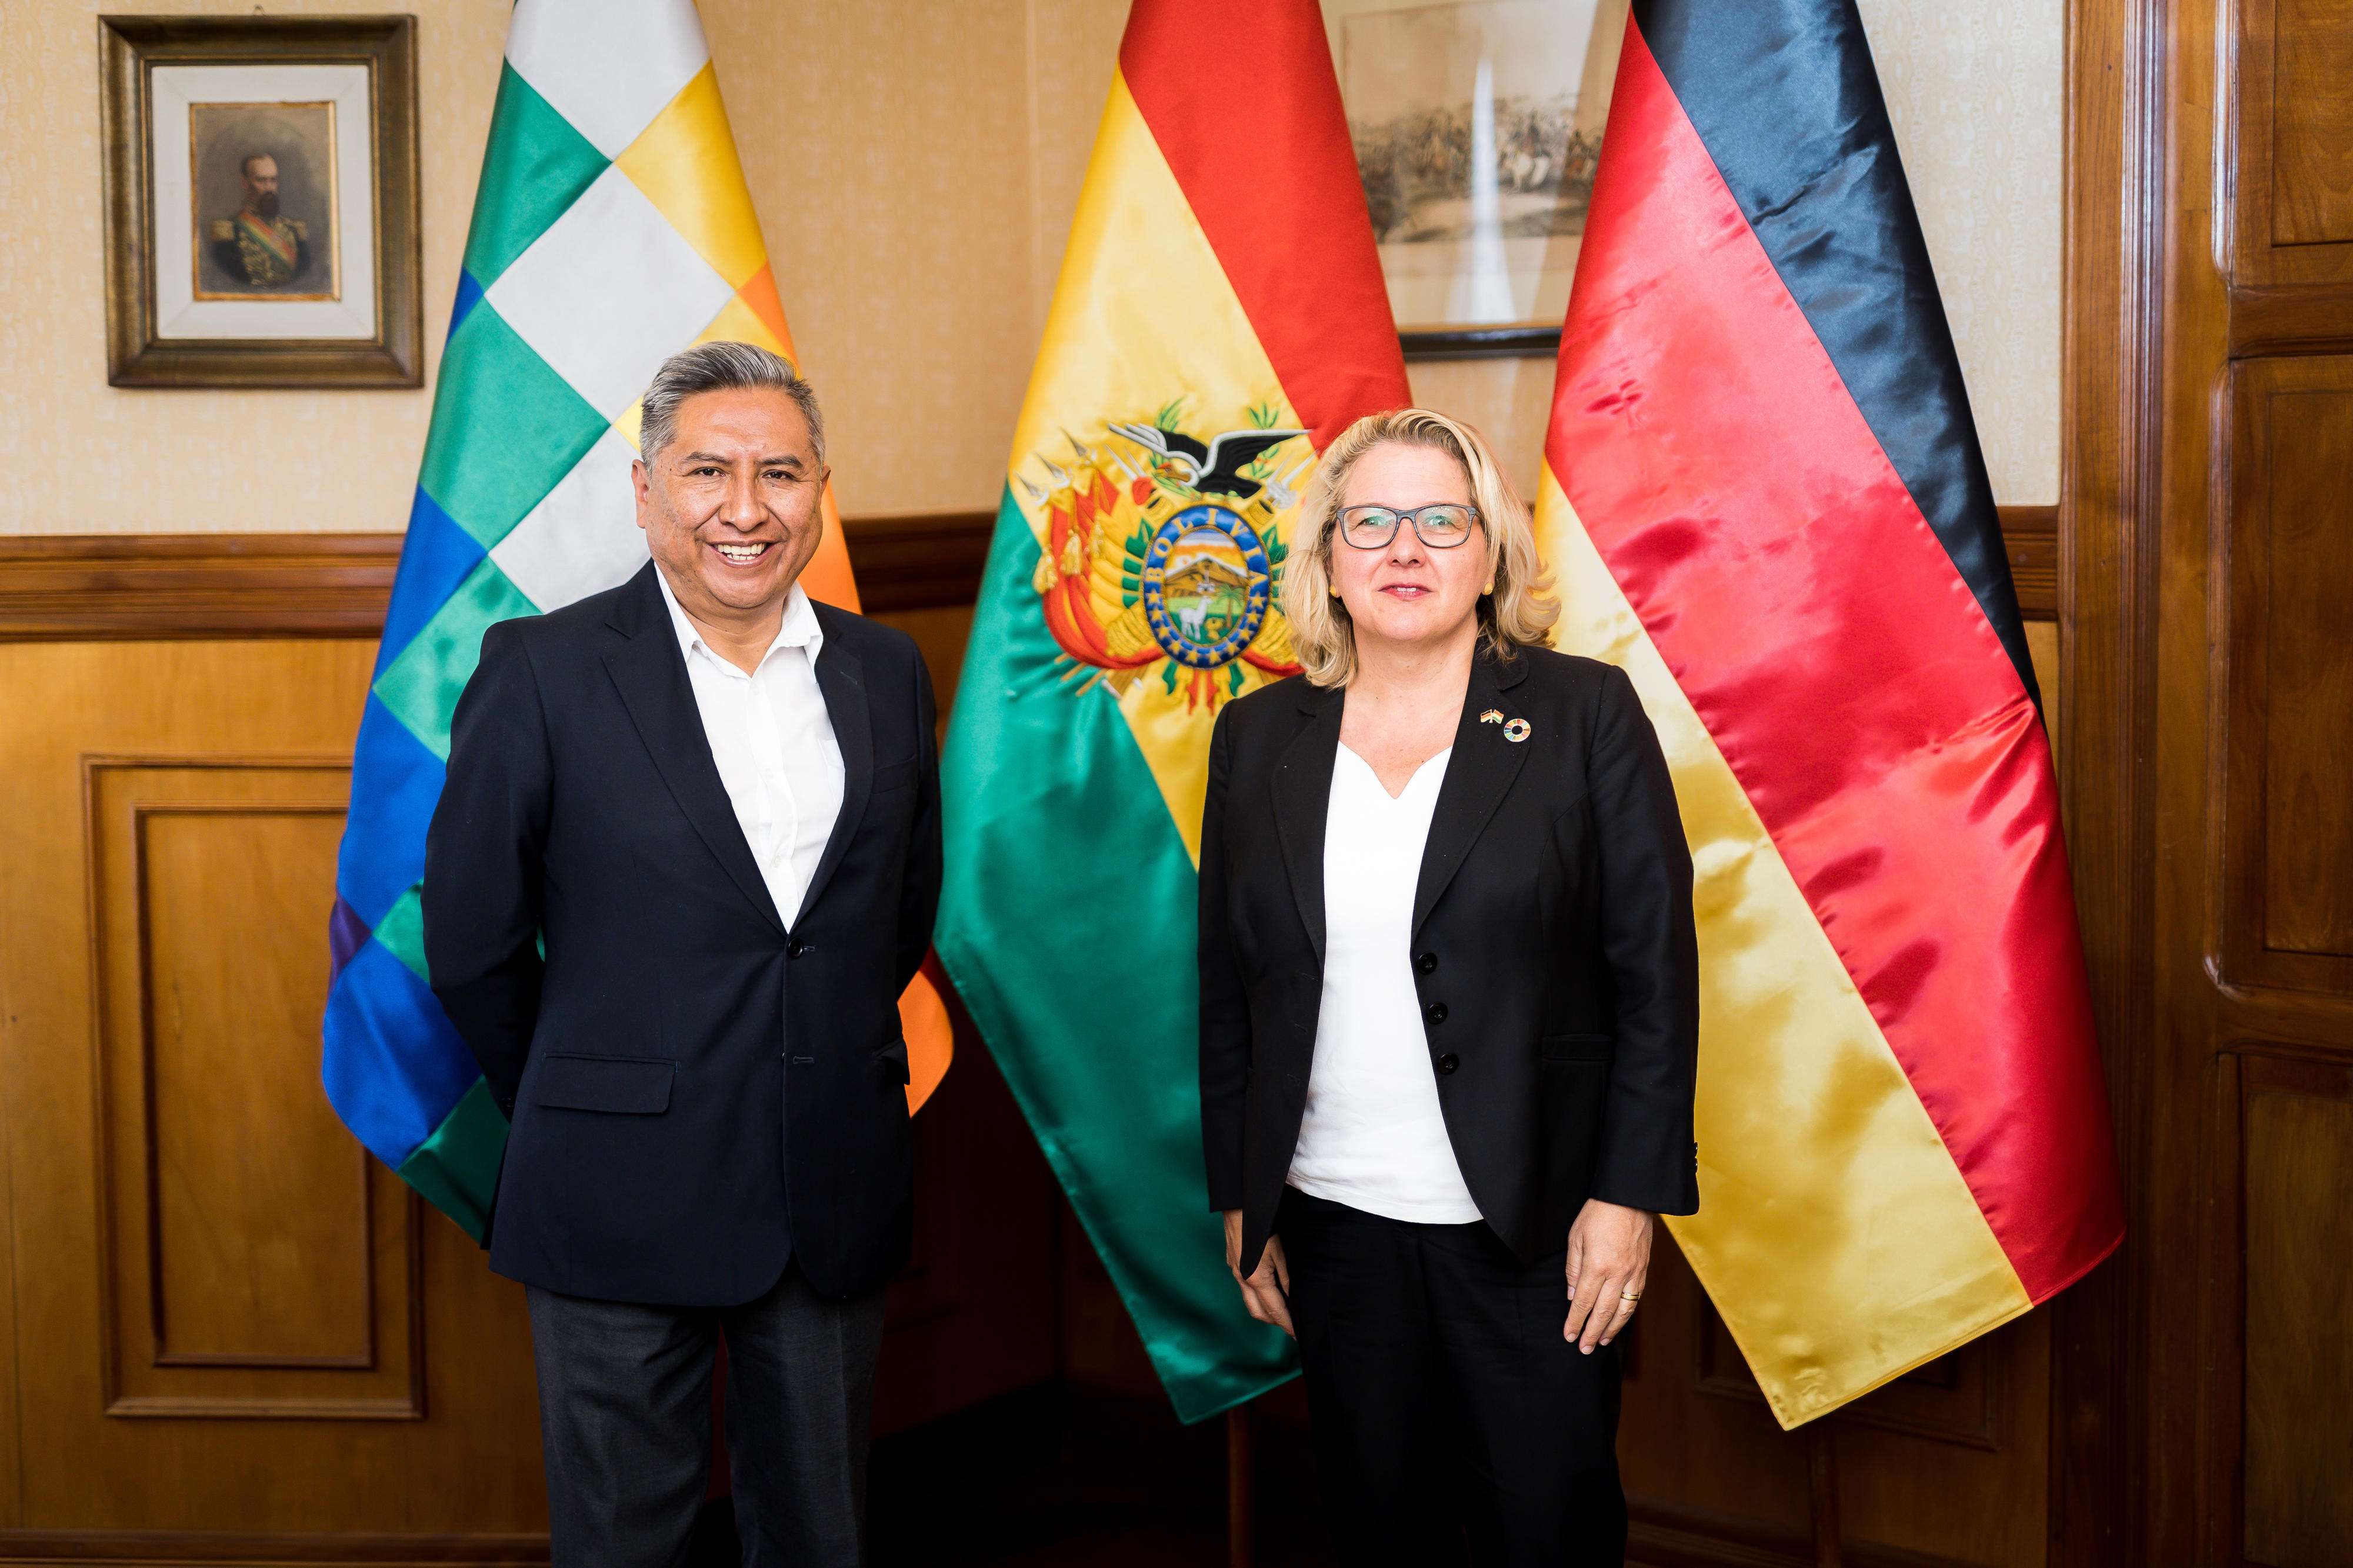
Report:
1564,1199,1653,1353
1223,1209,1294,1338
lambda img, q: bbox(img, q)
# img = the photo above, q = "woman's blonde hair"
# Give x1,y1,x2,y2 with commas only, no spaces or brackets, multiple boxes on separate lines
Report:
1281,408,1558,688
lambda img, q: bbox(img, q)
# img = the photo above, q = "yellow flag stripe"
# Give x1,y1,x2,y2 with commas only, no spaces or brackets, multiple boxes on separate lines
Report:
1011,71,1303,861
1536,462,2029,1426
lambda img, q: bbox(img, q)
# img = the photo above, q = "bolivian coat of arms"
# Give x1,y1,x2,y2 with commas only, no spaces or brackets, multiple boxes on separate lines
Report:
1024,403,1314,710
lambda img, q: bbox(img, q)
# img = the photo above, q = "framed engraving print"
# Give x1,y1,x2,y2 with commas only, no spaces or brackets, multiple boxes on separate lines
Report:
99,16,421,387
1328,0,1629,358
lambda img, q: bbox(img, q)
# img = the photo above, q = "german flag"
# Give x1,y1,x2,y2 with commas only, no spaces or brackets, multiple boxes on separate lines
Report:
1536,0,2122,1424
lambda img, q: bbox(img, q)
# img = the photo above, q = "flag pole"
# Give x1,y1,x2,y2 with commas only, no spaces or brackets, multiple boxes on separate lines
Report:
1226,1399,1256,1568
1805,1421,1844,1568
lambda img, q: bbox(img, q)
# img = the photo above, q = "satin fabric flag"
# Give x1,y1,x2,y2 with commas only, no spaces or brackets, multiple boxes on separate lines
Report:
321,0,952,1242
936,0,1410,1421
1535,0,2122,1426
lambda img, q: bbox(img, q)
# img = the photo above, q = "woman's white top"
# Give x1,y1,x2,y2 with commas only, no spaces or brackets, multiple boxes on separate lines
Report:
1286,743,1484,1223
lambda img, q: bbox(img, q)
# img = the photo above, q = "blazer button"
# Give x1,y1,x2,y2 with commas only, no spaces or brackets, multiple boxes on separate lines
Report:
1435,1053,1459,1075
786,937,807,959
1415,951,1437,975
1424,1002,1447,1025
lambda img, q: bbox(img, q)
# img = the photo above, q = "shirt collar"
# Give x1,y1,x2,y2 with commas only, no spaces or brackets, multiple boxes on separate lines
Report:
652,566,825,672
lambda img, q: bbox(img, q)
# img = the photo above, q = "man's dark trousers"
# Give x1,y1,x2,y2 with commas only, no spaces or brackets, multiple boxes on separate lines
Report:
528,1267,885,1564
424,564,942,1567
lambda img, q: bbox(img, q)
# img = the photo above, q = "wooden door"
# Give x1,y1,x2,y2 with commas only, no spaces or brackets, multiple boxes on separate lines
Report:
2063,0,2353,1562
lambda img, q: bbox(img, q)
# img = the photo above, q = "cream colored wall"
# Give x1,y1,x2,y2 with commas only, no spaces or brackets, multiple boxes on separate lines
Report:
0,0,2058,536
1,0,508,536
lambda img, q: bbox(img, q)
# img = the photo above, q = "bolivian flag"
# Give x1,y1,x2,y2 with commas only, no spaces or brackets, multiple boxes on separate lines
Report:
938,0,1409,1420
324,0,951,1240
1538,0,2124,1424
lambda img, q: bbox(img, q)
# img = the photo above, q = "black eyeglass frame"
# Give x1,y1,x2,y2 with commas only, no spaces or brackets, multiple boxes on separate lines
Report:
1333,503,1484,550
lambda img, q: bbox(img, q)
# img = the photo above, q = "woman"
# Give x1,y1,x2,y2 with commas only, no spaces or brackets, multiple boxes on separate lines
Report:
1197,409,1698,1566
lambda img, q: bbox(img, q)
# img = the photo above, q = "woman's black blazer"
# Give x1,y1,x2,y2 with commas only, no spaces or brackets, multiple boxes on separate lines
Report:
1198,645,1699,1275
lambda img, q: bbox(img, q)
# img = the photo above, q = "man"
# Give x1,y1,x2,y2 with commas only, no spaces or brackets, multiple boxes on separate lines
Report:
424,341,940,1564
208,154,311,289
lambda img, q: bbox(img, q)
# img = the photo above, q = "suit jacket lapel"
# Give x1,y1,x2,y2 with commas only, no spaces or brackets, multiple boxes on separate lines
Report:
1271,681,1343,963
1412,652,1532,936
600,565,786,936
796,610,871,928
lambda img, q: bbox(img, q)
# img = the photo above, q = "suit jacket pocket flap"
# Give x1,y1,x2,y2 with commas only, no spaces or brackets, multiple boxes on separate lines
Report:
536,1053,675,1113
872,758,918,793
1541,1033,1614,1063
876,1040,912,1085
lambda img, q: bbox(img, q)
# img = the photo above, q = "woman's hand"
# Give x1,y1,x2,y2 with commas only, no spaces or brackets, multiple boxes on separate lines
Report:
1223,1209,1294,1338
1564,1199,1653,1353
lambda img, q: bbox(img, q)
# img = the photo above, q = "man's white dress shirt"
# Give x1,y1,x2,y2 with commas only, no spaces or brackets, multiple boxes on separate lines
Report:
655,569,845,926
1287,742,1483,1223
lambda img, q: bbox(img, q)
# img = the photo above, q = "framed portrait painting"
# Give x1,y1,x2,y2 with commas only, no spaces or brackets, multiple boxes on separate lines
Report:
1325,0,1629,359
99,16,422,387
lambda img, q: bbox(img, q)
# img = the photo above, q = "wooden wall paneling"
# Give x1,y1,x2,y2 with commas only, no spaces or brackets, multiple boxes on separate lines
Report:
2052,0,2169,1559
869,980,1060,1439
2265,0,2353,254
1618,1235,2047,1568
2235,0,2353,286
85,759,424,1417
2221,357,2353,994
0,641,548,1544
2231,1053,2353,1567
0,516,996,643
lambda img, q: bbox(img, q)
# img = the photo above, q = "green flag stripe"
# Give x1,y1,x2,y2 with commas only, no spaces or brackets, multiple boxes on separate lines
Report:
395,1077,509,1244
461,62,611,290
374,559,540,762
418,302,606,551
372,886,429,983
937,488,1296,1423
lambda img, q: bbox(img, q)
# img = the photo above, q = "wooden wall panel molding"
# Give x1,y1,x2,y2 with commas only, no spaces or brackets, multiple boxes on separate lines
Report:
1694,1302,2004,1453
2203,1050,2353,1567
2051,0,2171,1558
2233,0,2353,286
2220,356,2353,995
0,513,998,642
84,758,424,1420
0,537,402,642
1997,505,2058,620
0,1530,547,1563
1,508,2065,639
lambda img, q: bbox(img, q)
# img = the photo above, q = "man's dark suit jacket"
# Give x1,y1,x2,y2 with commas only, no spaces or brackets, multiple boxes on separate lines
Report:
423,562,941,1305
1198,645,1699,1277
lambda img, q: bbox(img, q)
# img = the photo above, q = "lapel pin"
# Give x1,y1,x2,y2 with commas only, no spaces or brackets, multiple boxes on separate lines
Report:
1479,709,1504,724
1502,718,1532,743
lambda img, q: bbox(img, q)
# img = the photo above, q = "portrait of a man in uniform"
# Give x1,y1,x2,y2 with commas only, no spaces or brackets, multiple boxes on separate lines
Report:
189,103,338,301
209,154,311,289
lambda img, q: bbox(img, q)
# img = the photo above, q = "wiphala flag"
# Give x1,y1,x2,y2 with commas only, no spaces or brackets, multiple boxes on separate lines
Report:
322,0,949,1237
1537,0,2123,1424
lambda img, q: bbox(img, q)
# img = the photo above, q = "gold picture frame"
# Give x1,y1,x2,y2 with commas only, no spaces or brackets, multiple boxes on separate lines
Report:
1327,0,1629,361
99,15,422,388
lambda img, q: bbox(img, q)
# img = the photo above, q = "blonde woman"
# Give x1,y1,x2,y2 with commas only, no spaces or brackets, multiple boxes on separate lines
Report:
1197,409,1698,1565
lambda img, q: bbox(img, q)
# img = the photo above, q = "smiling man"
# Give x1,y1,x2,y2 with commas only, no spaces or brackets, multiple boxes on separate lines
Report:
423,342,941,1565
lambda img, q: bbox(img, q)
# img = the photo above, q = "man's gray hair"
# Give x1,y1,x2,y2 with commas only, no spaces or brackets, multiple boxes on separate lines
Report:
637,341,825,469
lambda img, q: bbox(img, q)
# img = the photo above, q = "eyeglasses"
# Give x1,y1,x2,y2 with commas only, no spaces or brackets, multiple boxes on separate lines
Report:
1336,503,1481,550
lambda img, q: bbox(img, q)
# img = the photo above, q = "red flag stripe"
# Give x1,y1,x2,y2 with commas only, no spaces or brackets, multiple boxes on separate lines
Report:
1119,0,1411,446
1550,21,2120,1299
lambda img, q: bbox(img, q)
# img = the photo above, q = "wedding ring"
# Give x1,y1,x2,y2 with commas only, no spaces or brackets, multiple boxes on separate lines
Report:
1620,1290,1642,1302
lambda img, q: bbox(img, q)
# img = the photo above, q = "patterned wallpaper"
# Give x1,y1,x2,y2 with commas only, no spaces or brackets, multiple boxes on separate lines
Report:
0,0,2059,536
